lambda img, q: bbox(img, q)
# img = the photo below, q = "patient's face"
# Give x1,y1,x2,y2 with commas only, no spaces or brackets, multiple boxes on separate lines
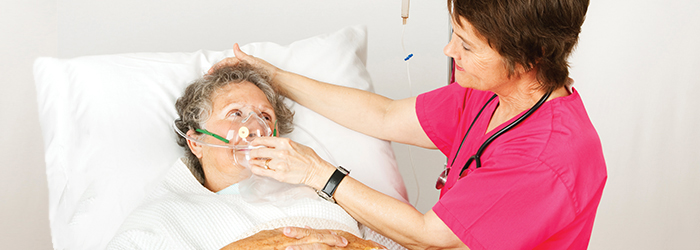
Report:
199,81,276,189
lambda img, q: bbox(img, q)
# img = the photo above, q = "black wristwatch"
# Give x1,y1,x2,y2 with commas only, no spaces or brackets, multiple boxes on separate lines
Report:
316,165,350,203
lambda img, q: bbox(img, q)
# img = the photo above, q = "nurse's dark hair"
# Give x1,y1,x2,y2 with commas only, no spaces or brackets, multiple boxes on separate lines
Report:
173,62,294,183
448,0,589,92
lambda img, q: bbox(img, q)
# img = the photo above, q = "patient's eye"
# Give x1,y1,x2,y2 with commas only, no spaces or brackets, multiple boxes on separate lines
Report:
261,112,272,121
228,110,243,118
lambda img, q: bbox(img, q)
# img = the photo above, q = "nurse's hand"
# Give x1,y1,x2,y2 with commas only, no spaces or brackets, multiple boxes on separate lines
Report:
208,43,282,83
248,137,336,190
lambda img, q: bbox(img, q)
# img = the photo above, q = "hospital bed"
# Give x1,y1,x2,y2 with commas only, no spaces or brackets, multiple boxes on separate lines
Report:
34,26,410,250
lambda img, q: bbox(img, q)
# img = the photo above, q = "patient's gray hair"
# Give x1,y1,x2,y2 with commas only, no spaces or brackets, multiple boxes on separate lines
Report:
174,62,294,183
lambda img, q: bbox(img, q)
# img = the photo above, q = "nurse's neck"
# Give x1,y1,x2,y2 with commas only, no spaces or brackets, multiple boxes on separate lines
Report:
487,76,568,133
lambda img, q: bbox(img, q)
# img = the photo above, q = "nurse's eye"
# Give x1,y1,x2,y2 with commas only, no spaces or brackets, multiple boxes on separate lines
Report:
461,42,470,51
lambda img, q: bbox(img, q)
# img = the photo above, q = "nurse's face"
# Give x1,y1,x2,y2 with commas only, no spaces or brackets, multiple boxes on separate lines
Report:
443,17,514,93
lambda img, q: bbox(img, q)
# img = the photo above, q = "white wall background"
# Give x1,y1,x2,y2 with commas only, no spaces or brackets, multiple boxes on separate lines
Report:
0,0,55,249
1,0,698,249
571,1,700,249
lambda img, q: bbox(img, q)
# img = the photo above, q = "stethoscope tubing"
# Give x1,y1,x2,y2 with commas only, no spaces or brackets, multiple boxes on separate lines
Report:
449,94,498,168
456,90,553,177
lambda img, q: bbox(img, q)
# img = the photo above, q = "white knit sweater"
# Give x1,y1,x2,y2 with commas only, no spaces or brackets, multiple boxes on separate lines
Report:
106,159,361,250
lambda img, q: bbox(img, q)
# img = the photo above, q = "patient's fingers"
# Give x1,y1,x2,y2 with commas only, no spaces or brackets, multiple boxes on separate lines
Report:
283,227,348,248
284,243,334,250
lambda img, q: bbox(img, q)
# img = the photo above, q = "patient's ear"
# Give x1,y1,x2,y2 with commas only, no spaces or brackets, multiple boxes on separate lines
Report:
186,130,204,158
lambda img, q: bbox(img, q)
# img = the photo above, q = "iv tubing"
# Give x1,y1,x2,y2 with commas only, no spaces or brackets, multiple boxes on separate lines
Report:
401,23,420,206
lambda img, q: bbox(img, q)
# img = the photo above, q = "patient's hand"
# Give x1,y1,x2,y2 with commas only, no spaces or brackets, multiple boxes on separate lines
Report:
221,227,386,250
283,227,387,250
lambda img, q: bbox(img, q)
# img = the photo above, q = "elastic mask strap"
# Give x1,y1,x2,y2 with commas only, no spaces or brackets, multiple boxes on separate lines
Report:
273,120,278,137
195,129,230,144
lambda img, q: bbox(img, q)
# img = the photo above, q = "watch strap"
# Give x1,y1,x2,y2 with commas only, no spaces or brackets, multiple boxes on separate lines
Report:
320,166,349,202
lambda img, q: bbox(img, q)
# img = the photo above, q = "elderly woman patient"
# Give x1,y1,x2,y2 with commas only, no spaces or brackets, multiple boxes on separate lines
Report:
106,62,388,250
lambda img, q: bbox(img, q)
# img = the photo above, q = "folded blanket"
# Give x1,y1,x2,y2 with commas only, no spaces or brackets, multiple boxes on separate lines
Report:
107,159,360,250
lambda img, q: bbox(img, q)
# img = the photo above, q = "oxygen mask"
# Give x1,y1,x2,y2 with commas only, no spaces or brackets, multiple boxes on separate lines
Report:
173,105,276,168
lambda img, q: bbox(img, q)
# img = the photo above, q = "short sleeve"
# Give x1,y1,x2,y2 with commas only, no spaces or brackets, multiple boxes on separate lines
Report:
415,83,469,156
433,155,576,249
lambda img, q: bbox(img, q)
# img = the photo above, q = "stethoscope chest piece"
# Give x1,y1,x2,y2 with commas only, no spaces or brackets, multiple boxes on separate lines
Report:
435,164,449,189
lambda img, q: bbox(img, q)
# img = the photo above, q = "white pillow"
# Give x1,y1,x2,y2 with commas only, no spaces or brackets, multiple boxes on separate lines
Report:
34,26,408,250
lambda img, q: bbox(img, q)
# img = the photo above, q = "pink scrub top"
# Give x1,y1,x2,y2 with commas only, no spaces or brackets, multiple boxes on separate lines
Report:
416,83,607,249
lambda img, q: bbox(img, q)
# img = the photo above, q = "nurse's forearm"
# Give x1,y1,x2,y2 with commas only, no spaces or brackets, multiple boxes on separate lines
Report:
314,170,468,250
274,70,390,138
273,70,433,148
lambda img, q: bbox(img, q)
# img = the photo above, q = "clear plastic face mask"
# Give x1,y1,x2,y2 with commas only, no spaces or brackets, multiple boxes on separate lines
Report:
173,106,275,168
175,106,326,205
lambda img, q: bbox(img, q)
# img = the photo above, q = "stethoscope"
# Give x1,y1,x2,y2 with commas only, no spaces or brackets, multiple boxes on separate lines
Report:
436,90,552,189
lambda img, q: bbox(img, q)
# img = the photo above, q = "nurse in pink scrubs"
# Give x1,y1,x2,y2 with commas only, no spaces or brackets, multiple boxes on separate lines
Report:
214,0,607,249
